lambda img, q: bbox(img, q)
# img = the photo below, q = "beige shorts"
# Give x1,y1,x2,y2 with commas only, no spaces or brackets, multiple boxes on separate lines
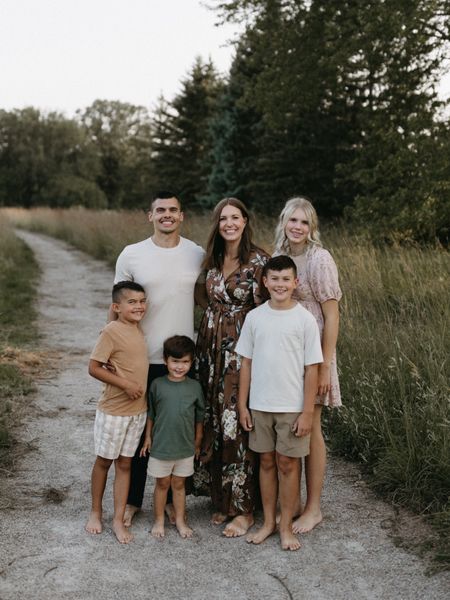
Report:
94,409,146,460
148,455,194,478
249,410,311,458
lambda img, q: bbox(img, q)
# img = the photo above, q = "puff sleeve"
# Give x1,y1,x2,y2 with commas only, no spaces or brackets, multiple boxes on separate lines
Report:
308,248,342,304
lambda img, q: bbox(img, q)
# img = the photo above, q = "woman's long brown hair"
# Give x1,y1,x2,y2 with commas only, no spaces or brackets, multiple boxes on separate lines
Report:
203,197,255,270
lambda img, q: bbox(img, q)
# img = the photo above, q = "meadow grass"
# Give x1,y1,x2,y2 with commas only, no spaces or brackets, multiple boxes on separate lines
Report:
0,215,39,465
3,206,449,567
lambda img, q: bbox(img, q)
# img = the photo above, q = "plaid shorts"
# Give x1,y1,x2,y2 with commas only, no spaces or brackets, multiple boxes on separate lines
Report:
94,410,147,459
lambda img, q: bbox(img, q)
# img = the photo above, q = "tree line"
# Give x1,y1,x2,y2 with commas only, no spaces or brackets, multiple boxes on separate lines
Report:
1,0,449,243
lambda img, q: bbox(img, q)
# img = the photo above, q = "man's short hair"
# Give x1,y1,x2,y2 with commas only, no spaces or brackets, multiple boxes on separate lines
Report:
163,335,195,361
150,190,181,210
262,255,297,278
112,281,146,303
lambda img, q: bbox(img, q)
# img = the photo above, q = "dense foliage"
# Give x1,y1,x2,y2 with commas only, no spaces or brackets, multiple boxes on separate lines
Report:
1,1,449,242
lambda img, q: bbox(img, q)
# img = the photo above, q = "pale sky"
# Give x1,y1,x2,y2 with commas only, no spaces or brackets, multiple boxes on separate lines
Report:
1,1,449,117
0,0,239,116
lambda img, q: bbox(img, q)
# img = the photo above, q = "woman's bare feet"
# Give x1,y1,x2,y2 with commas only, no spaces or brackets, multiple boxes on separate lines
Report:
123,504,140,527
151,519,165,538
85,511,102,534
280,529,301,551
211,512,228,525
112,518,134,544
292,509,322,534
164,503,176,525
176,519,193,539
223,514,254,538
246,523,276,545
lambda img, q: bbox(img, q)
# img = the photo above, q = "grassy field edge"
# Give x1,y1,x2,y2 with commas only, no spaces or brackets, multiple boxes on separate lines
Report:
0,218,40,469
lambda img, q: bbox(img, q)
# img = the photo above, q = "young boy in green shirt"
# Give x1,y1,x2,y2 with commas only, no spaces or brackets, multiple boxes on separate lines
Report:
140,335,204,539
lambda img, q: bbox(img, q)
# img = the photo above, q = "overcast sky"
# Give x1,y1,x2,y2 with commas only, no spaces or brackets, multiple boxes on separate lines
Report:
1,0,449,117
0,0,239,116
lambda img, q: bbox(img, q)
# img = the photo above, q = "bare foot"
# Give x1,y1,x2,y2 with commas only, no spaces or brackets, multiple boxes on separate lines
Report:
246,523,276,545
112,519,134,544
151,519,165,538
123,504,140,527
292,510,322,534
223,514,254,538
85,511,102,534
165,503,176,525
211,512,228,525
280,529,301,551
176,520,193,539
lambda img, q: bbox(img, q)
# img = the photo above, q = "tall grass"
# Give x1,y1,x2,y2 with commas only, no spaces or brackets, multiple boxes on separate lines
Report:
4,207,449,561
0,215,39,464
3,206,273,268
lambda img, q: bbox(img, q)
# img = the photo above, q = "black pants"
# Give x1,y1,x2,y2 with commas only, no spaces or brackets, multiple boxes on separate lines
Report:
127,363,194,508
127,363,168,508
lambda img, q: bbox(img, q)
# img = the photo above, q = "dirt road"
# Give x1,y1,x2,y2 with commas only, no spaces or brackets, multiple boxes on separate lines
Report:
0,230,448,600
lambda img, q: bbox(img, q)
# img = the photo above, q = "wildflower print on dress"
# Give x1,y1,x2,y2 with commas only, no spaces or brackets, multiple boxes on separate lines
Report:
194,248,270,514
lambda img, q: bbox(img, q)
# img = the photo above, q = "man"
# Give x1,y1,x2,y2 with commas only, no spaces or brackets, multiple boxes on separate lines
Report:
111,190,205,526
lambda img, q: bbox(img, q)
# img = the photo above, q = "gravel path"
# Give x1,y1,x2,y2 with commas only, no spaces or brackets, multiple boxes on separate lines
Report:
0,230,448,600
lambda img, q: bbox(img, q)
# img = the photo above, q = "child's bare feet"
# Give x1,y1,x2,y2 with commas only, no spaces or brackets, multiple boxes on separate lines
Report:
246,523,276,545
223,514,254,538
85,511,102,534
176,520,193,539
280,529,301,551
112,518,134,544
211,512,228,525
292,509,322,534
151,519,165,538
123,504,140,527
164,503,176,525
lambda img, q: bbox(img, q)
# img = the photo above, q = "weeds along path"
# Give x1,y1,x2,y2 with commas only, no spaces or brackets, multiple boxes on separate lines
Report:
0,230,448,600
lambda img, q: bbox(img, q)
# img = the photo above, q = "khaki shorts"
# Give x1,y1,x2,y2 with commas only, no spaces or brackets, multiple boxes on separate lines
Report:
94,410,146,460
249,410,311,458
148,455,194,478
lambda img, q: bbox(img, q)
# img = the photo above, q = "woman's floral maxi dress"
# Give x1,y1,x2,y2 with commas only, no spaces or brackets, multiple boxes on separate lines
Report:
194,248,269,515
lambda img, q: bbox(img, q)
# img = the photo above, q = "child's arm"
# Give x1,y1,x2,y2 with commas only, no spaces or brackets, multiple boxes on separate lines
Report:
88,359,143,400
140,418,153,456
292,363,319,437
194,422,203,459
318,299,339,395
238,357,253,431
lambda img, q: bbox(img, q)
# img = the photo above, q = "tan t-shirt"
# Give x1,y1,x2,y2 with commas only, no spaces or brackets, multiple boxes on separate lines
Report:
90,321,148,416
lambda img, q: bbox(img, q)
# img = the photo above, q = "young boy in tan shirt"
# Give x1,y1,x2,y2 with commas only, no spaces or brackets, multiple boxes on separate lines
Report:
85,281,148,544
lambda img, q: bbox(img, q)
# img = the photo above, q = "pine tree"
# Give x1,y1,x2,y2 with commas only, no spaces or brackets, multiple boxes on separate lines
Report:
150,58,223,207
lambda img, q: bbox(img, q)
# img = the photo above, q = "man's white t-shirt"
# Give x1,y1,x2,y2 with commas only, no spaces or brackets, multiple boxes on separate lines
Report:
114,237,204,364
235,302,323,412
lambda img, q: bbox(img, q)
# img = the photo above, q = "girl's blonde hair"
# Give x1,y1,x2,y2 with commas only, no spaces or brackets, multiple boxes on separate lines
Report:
274,196,322,255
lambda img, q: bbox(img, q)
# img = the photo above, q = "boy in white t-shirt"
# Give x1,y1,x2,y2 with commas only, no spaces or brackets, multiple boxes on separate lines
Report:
236,255,323,551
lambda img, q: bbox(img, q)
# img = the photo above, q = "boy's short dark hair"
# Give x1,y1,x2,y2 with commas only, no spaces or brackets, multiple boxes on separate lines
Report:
150,190,181,210
262,255,297,278
112,281,146,303
163,335,195,361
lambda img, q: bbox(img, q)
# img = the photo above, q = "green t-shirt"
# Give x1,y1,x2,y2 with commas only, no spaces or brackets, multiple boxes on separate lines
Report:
148,376,205,460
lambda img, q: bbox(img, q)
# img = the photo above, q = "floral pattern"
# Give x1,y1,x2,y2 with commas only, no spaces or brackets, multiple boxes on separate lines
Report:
291,245,342,407
195,248,269,515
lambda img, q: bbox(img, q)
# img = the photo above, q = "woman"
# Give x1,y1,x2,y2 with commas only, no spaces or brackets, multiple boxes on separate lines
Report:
274,196,342,533
195,197,269,537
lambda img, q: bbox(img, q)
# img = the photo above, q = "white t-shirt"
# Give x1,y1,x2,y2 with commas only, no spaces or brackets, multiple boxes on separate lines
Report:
235,302,323,412
114,236,205,363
